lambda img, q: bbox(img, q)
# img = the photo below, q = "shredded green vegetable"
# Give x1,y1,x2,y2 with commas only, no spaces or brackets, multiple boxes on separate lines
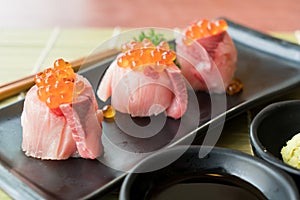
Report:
134,29,166,46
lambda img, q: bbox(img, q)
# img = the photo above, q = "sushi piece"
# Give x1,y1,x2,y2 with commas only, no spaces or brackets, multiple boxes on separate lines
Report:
176,19,238,93
97,39,187,119
21,59,103,160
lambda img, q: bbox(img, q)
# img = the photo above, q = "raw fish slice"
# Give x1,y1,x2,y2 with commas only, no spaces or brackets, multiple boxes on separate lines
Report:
197,31,237,90
165,66,188,119
176,19,237,93
21,85,77,160
97,61,187,119
21,75,103,160
98,39,188,119
176,38,212,91
60,76,103,159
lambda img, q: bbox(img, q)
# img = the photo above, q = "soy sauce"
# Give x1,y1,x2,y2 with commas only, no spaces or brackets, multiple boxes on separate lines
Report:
148,174,267,200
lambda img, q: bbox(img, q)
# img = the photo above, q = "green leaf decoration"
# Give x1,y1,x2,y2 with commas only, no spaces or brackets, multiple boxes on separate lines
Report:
134,29,166,46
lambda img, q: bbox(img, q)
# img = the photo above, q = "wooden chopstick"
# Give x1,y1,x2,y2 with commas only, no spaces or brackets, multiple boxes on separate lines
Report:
0,48,120,101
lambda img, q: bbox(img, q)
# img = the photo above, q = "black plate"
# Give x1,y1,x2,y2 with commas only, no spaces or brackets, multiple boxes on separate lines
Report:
1,19,300,199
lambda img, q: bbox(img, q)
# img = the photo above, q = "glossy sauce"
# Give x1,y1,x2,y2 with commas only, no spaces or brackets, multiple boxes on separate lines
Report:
148,174,267,200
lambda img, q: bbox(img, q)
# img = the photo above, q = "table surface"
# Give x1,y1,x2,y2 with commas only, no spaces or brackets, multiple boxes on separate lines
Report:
0,0,300,199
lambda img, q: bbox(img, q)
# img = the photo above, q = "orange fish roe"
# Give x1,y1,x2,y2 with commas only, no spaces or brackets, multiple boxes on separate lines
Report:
183,19,228,45
117,39,176,71
34,58,83,109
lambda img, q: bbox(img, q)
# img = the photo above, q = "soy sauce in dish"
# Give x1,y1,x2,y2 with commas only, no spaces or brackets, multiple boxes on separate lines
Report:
148,174,267,200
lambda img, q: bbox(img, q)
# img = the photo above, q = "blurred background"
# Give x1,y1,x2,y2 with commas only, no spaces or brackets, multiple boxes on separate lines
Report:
0,0,299,31
0,0,299,91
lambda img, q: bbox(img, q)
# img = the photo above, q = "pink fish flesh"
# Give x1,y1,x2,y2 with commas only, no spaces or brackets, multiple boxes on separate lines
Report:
97,60,187,119
176,31,237,93
21,75,103,160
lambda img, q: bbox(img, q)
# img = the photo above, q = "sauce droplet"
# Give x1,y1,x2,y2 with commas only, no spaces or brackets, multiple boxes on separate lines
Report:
226,78,243,95
102,105,116,119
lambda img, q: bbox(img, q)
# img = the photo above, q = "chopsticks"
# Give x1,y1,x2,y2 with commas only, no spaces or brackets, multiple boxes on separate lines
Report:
0,48,120,101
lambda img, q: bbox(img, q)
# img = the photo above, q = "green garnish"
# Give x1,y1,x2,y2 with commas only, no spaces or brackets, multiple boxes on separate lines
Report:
134,29,166,46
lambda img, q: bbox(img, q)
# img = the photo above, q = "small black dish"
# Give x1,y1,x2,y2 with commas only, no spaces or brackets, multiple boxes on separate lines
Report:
119,146,298,200
250,100,300,184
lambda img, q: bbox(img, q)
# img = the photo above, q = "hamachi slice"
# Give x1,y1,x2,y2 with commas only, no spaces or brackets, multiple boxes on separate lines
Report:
21,75,103,160
165,66,188,118
176,19,237,93
97,60,187,119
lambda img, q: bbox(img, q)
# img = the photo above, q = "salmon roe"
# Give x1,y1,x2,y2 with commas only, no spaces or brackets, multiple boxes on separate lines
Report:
117,39,176,71
34,58,83,109
183,19,228,45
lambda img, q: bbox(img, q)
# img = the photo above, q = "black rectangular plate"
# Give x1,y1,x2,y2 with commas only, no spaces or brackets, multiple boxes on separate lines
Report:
1,19,300,200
